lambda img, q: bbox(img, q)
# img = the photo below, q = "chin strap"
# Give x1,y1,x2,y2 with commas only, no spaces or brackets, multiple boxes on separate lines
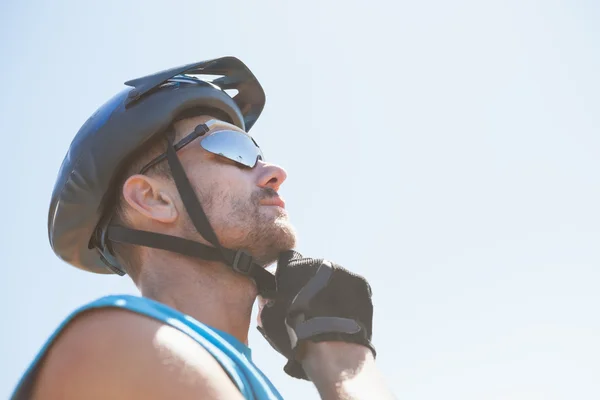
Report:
106,226,276,297
103,129,277,298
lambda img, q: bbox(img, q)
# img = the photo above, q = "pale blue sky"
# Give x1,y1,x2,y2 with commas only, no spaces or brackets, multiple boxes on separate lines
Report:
1,0,599,399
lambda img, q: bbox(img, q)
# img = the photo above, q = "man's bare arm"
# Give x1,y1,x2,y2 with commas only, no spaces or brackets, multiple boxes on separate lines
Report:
301,342,396,400
32,308,244,400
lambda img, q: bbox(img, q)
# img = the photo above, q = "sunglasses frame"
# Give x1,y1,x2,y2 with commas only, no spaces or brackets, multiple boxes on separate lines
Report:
139,121,262,175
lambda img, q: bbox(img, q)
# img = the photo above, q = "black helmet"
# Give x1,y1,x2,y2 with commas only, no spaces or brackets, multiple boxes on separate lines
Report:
48,56,276,296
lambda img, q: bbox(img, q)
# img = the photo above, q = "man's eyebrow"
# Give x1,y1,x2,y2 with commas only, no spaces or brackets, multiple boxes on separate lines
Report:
205,119,237,128
204,119,233,129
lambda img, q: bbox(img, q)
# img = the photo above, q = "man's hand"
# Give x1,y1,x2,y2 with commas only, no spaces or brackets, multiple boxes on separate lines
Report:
257,251,376,380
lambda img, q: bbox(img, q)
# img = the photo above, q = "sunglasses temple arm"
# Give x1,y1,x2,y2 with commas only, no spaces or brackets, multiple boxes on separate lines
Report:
139,154,166,174
139,125,210,175
175,126,208,150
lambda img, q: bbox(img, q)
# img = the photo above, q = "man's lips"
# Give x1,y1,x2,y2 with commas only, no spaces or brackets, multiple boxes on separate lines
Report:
260,196,286,209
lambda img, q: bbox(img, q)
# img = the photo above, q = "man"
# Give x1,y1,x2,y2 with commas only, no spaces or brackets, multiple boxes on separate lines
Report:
12,57,394,399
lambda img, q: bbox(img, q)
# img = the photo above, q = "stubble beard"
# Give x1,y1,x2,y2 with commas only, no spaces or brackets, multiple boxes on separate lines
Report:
227,189,297,265
189,184,297,266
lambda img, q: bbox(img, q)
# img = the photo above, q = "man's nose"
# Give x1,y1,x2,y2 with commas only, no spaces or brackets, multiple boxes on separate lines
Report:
257,161,288,191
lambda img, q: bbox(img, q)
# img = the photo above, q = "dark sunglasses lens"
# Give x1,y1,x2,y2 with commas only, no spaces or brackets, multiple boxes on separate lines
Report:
200,130,262,167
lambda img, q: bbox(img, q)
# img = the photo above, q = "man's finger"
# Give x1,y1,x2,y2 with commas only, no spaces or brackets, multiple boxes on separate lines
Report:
257,296,274,327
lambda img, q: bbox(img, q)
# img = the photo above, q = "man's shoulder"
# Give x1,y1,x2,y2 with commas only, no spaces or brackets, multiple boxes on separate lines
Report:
30,300,243,399
43,301,172,349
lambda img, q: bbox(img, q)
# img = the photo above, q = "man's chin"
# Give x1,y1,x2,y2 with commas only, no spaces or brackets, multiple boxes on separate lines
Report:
252,221,297,266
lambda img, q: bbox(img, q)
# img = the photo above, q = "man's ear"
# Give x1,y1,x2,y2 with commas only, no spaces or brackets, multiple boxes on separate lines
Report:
122,175,178,223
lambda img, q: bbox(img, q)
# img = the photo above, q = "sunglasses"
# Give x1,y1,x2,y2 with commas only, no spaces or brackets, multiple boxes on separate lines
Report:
139,120,264,174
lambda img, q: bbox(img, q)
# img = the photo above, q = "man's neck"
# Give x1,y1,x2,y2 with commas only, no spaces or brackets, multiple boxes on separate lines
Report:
135,250,258,345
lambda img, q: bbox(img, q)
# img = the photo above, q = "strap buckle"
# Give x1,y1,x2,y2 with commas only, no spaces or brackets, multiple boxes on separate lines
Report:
232,250,254,274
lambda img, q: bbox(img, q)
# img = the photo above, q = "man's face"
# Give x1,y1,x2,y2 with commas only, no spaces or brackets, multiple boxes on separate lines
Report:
171,115,296,265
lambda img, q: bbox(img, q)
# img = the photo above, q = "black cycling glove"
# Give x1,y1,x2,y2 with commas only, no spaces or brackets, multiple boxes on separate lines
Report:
257,250,375,380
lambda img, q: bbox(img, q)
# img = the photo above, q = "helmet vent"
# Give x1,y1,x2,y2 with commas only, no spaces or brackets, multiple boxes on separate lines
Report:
187,73,226,82
224,88,239,98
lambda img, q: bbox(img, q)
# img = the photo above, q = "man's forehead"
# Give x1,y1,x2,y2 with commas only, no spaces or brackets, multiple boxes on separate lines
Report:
174,114,244,134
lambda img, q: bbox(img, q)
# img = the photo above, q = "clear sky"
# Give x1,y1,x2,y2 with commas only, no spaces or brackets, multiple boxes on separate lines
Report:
1,0,599,399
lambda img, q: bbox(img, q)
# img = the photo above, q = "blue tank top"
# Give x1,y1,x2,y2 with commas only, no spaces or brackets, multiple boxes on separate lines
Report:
11,295,284,400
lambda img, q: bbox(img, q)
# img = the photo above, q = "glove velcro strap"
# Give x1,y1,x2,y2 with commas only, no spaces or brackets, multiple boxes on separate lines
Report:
287,316,363,349
295,317,362,340
287,260,334,314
